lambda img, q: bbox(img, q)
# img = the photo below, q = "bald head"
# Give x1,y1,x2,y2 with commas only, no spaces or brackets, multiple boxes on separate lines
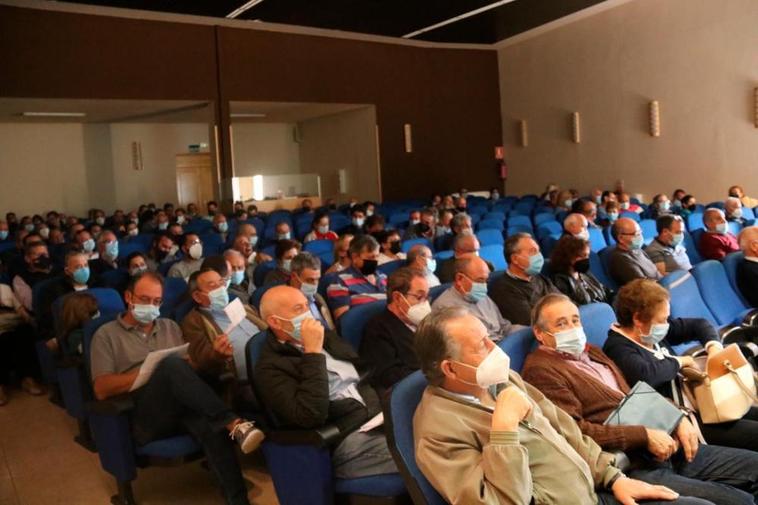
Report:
703,208,726,232
612,217,641,251
260,285,308,321
725,197,741,217
563,213,588,235
739,226,758,258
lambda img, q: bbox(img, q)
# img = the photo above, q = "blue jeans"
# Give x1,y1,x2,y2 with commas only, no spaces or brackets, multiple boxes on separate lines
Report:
628,444,758,505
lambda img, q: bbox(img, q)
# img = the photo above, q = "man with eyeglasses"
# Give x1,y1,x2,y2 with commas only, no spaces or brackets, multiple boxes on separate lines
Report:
608,217,662,286
90,271,263,505
360,267,429,393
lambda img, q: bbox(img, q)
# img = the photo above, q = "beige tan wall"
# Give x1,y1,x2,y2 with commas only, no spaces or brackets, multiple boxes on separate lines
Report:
230,123,301,177
298,107,380,203
498,0,758,203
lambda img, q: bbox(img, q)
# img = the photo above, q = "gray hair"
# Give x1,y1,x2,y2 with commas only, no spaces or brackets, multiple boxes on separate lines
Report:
451,212,471,231
406,244,431,264
349,234,379,256
452,230,477,252
563,213,587,230
504,232,531,263
291,251,321,274
726,196,741,207
223,249,244,262
703,208,724,224
530,293,573,329
415,306,466,386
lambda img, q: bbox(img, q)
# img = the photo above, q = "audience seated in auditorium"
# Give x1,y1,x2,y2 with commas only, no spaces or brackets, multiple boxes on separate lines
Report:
325,233,354,275
12,240,56,312
650,193,673,220
273,221,292,241
263,239,301,287
491,233,557,326
0,283,42,404
0,220,11,242
563,213,590,239
325,234,386,320
205,201,219,221
603,279,758,452
618,193,643,214
523,293,758,505
596,191,617,221
436,208,454,237
146,233,178,272
540,183,559,202
403,207,437,241
609,218,662,286
412,306,680,505
255,285,397,479
287,252,334,331
437,211,472,251
229,235,264,288
360,267,428,393
37,250,91,343
341,205,367,237
91,272,262,505
571,198,599,228
182,260,265,384
364,213,385,235
303,211,338,243
549,236,611,305
555,189,575,212
699,208,740,260
671,189,687,210
57,292,98,358
679,195,698,218
729,185,758,208
406,244,440,288
376,230,405,265
89,230,119,281
724,196,748,226
168,233,204,281
644,215,692,276
223,250,253,303
436,232,493,283
74,229,98,260
737,226,758,307
432,257,514,340
213,214,229,242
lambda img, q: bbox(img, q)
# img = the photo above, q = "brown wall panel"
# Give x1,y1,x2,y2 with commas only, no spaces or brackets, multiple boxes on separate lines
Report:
0,6,218,100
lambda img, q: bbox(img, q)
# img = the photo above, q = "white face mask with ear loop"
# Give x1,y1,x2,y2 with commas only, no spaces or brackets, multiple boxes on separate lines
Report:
451,345,511,388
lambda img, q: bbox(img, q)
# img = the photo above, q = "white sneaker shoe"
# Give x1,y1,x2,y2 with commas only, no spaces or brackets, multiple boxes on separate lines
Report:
230,421,265,454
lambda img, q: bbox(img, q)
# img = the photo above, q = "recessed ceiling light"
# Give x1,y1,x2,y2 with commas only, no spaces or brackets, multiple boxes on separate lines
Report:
21,112,87,117
230,113,267,118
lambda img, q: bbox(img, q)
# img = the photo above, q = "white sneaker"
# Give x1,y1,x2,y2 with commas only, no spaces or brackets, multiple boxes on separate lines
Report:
230,421,265,454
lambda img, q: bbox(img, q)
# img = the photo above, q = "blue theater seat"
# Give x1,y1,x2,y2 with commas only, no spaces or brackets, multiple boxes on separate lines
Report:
339,300,386,350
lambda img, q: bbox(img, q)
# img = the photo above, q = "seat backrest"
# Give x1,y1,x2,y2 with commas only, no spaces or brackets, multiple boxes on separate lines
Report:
663,272,719,328
476,229,504,246
638,220,656,245
687,213,704,231
691,260,748,326
477,219,504,231
536,221,562,239
683,231,704,265
722,251,749,305
497,327,535,373
386,371,447,505
479,244,507,272
433,250,454,261
578,303,616,348
245,330,269,386
659,269,689,288
160,277,188,318
588,227,607,252
727,221,742,237
742,207,756,221
620,211,640,222
428,283,450,303
340,301,387,349
303,239,334,256
86,287,126,316
402,238,433,253
507,215,532,229
377,259,404,277
253,260,277,287
589,251,615,291
597,246,618,291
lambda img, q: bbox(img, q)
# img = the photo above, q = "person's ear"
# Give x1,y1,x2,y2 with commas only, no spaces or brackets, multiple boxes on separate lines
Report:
533,325,547,345
440,359,457,380
124,290,132,307
190,290,204,305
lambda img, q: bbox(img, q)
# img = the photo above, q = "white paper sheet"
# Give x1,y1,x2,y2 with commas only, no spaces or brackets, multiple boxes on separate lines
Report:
129,343,190,391
358,412,384,433
223,298,246,334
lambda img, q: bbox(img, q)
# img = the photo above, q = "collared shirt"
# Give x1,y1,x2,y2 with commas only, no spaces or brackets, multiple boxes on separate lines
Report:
285,340,364,405
90,314,184,378
538,345,622,393
203,306,263,380
167,258,203,281
308,298,329,328
431,286,512,340
644,238,692,273
425,271,441,288
325,266,387,313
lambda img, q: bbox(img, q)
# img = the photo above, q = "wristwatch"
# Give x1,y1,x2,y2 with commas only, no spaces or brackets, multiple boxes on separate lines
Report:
606,471,625,490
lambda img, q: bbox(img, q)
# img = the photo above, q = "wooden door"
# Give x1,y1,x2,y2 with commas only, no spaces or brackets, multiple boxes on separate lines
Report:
176,153,215,209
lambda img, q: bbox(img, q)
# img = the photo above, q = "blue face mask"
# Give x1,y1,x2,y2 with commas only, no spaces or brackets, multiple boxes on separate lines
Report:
72,266,90,285
608,212,619,222
630,235,644,250
105,241,119,259
278,232,291,240
426,258,437,274
525,252,544,276
276,311,314,341
158,222,168,230
465,280,488,303
83,238,95,252
670,233,684,248
208,286,229,311
132,303,160,325
218,222,229,233
0,231,7,240
660,201,671,211
715,222,728,235
301,282,318,299
641,322,670,346
551,327,587,358
230,270,245,286
249,236,259,247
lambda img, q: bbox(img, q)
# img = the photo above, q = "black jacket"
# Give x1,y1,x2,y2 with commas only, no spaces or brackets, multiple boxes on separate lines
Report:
551,271,611,306
254,329,381,441
359,309,419,391
737,259,758,308
603,318,718,400
490,272,558,326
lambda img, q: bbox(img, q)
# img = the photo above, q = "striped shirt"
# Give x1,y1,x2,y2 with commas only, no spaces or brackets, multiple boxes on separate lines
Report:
325,266,387,314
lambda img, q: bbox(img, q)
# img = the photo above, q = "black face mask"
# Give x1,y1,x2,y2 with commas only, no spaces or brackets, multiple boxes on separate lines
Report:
574,258,590,274
456,206,466,213
33,255,51,270
359,259,378,276
389,241,402,255
416,223,431,234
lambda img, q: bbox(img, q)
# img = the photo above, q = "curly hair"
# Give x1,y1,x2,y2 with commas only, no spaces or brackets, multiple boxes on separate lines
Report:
614,279,670,326
549,235,590,275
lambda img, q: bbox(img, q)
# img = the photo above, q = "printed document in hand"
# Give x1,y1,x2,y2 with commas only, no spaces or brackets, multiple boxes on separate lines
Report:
130,343,190,391
223,298,246,334
359,412,384,433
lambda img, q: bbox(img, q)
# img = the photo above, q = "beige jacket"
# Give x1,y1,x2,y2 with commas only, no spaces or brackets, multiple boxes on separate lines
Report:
413,371,621,505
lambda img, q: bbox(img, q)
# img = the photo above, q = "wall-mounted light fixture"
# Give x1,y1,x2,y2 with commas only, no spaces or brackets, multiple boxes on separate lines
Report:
649,100,661,137
131,141,143,171
571,112,581,144
403,123,413,153
519,120,529,147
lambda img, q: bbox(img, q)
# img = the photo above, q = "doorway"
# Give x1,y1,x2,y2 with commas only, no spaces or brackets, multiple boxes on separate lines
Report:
176,152,215,210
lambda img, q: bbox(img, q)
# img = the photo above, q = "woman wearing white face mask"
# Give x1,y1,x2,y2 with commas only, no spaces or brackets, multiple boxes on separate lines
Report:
360,268,430,391
604,279,758,453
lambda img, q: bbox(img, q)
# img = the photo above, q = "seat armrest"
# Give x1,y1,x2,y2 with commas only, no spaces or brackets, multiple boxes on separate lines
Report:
86,394,135,416
266,424,342,448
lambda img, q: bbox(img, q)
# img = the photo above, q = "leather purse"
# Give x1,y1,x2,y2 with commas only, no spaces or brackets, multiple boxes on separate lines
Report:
604,381,684,434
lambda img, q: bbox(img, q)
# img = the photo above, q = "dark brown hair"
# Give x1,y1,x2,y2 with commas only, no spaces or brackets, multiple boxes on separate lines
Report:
549,236,589,275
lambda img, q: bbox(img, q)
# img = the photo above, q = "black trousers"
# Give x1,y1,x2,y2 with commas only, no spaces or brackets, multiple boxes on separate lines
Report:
0,323,40,384
699,406,758,452
132,356,250,505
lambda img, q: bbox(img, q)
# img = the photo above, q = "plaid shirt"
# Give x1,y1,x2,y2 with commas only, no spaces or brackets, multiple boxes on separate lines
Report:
325,266,387,314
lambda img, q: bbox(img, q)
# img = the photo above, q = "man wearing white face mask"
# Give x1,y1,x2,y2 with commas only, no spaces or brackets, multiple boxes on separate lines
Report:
168,233,204,281
360,268,429,392
413,307,681,505
256,286,398,479
724,196,748,227
287,252,334,331
563,213,590,240
432,257,515,341
699,208,740,260
91,272,263,505
524,293,758,505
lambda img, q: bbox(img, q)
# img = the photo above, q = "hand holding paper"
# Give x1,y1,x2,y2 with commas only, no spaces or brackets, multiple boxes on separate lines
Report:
223,298,246,334
129,343,189,391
